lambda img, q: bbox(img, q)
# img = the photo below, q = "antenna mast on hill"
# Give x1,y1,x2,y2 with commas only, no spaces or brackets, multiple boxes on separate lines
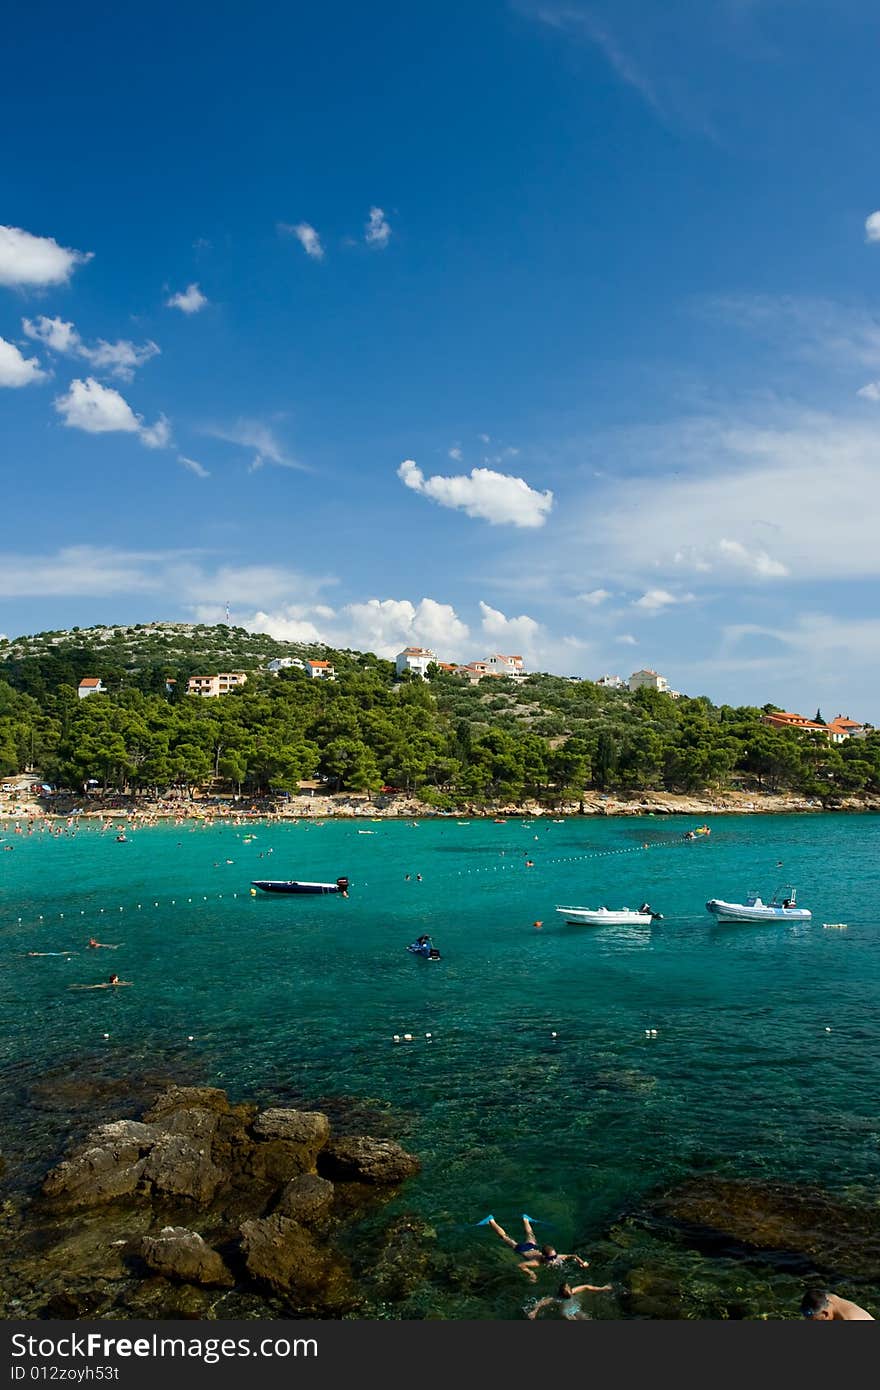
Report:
225,601,230,623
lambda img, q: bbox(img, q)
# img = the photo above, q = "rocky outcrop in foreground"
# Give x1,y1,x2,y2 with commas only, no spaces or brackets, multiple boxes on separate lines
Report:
5,1084,423,1319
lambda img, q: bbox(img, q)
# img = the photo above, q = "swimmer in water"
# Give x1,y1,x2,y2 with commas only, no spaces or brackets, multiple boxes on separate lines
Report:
88,938,121,949
527,1280,614,1319
481,1216,589,1282
69,974,132,990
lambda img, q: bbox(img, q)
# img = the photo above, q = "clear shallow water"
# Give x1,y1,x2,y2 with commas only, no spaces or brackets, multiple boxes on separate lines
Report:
1,813,879,1318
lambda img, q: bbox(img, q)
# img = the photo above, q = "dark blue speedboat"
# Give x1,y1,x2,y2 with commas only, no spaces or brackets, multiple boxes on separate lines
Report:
251,877,349,896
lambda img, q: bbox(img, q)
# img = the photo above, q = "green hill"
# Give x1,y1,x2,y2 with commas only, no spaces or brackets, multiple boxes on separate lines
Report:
0,623,877,805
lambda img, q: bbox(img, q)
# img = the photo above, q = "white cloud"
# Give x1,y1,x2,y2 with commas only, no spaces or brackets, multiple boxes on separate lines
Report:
716,538,788,578
857,380,880,402
0,225,92,288
707,293,880,372
240,595,470,659
865,212,880,243
578,588,611,606
0,336,47,387
633,588,694,611
54,377,171,448
22,316,79,353
203,418,305,471
448,446,463,461
615,634,638,645
139,414,172,449
479,600,541,657
365,206,391,248
0,547,330,606
398,458,553,528
179,455,210,479
23,315,159,380
555,410,880,585
280,223,324,260
166,283,208,313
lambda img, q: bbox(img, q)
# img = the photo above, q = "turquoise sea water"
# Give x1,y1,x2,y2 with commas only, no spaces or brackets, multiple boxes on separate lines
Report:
1,813,879,1318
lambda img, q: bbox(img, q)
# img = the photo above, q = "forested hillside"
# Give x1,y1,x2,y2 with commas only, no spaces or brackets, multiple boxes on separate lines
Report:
0,625,877,804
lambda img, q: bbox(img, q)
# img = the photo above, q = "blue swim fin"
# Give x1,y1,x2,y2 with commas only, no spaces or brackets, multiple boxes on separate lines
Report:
475,1214,495,1225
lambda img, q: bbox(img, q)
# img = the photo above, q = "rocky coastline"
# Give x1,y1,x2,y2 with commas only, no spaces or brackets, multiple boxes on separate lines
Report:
0,1083,424,1320
4,787,880,824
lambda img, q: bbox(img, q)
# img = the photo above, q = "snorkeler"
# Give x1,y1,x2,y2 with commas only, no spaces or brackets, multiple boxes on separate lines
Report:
480,1215,589,1282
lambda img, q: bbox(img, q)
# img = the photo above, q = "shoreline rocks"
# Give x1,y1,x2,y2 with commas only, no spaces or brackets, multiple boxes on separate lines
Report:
22,1083,421,1319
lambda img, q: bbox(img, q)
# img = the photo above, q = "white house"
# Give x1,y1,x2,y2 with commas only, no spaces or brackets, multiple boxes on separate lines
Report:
485,653,525,679
628,669,670,693
186,672,248,697
267,657,305,674
305,659,335,680
395,647,437,679
77,677,105,699
595,674,626,690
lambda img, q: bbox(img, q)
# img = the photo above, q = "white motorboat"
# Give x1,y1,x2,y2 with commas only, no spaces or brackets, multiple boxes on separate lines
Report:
555,905,658,926
705,886,810,923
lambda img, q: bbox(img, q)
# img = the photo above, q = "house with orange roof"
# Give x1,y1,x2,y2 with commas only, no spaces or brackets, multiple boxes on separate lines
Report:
305,658,335,680
762,710,864,743
77,677,105,699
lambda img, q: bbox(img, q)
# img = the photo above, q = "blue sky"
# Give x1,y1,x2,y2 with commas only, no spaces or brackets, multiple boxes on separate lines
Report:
3,0,880,716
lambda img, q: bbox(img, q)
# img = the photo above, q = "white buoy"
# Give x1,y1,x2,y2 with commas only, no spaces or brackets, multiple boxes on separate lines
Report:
403,1033,413,1041
187,1035,194,1041
551,1031,558,1038
102,1033,109,1039
393,1035,401,1043
425,1032,432,1038
825,1026,831,1032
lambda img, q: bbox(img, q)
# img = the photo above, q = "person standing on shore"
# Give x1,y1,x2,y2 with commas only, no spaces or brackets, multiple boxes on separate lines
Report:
800,1289,874,1320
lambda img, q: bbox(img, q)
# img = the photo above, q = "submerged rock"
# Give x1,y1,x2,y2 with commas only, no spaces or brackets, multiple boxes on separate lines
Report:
319,1136,421,1185
240,1214,357,1309
141,1133,224,1204
644,1178,880,1278
41,1120,155,1209
275,1173,335,1225
139,1226,233,1287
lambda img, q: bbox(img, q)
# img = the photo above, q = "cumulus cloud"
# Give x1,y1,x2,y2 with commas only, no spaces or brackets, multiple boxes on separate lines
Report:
857,380,880,402
23,315,159,380
865,211,880,243
448,446,463,461
578,588,611,606
365,206,391,248
280,222,324,260
54,377,171,448
479,600,542,657
0,225,92,288
398,458,553,528
166,283,208,313
0,336,47,387
242,595,470,659
179,455,210,479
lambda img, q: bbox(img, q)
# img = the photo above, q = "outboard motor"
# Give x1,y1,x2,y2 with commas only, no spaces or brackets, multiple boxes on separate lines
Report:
336,876,350,896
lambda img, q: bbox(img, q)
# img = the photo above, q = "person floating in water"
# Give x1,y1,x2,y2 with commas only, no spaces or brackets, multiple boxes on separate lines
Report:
480,1215,589,1281
88,938,121,949
800,1289,874,1320
527,1280,614,1319
69,974,132,990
